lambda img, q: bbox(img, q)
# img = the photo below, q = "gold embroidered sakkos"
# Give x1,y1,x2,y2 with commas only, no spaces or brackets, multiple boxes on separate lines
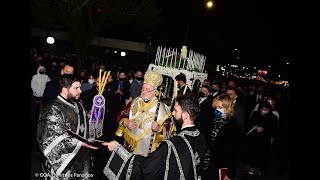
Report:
115,70,173,156
115,96,172,156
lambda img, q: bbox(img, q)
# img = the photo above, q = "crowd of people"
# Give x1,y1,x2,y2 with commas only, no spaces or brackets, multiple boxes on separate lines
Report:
31,48,290,180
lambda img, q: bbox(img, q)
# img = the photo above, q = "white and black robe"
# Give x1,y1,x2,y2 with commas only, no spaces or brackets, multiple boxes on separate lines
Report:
104,126,206,180
37,95,91,179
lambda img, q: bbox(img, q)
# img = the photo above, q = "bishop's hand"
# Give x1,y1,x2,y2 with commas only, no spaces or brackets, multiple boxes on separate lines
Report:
151,121,162,132
124,119,137,130
102,141,119,151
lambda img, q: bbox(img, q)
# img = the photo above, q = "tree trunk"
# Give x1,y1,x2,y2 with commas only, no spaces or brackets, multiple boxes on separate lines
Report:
75,49,85,72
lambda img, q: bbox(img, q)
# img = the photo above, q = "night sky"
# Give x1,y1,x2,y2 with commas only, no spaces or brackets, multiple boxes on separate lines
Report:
31,0,291,68
149,0,291,67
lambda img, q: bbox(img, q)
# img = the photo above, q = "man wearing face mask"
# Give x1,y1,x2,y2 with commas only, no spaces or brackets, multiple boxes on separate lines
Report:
42,62,75,106
80,74,96,93
111,70,131,115
130,70,144,99
88,75,96,85
242,100,278,177
210,81,222,100
195,85,214,142
47,61,60,80
31,66,51,115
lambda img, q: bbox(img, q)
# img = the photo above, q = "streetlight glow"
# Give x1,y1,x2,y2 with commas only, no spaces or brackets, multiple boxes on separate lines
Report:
206,1,214,8
46,36,55,44
120,51,126,57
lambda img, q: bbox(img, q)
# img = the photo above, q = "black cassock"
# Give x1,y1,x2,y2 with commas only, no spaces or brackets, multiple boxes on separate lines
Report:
104,126,206,180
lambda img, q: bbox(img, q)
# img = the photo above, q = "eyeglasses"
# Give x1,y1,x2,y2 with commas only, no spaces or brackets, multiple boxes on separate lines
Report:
142,88,155,93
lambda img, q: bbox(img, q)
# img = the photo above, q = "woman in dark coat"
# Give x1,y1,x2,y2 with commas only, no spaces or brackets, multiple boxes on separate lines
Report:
201,94,241,180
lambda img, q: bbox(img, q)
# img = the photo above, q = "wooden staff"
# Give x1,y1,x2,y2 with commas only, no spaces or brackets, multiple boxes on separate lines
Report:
174,80,178,98
101,71,107,89
98,71,106,95
183,84,188,95
148,87,163,154
99,71,110,95
167,81,177,139
169,80,178,110
98,69,102,94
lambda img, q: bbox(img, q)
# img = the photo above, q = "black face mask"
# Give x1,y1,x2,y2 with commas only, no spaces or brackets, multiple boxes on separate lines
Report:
198,92,205,98
136,77,144,81
39,71,45,74
119,78,126,81
211,89,218,93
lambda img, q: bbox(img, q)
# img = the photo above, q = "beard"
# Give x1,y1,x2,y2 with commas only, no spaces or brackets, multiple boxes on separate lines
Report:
141,95,150,101
174,117,183,130
67,93,80,102
141,93,154,101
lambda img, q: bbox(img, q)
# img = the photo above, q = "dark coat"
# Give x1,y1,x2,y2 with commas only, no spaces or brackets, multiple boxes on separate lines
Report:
42,78,59,106
130,79,143,98
110,80,131,114
202,117,241,180
242,111,278,168
195,95,214,142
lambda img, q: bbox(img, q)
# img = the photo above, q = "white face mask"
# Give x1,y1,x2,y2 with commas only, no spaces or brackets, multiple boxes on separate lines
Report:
88,79,95,85
129,79,133,84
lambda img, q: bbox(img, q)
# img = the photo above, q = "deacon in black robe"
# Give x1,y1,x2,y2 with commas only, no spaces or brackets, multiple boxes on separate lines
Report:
37,74,98,179
103,94,207,180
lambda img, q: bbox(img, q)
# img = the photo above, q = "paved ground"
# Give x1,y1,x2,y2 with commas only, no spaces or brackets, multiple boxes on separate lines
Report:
236,142,290,180
31,139,290,180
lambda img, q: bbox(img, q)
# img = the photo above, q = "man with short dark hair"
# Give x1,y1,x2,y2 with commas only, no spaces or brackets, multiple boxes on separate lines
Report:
210,81,221,99
171,73,192,113
42,63,75,106
195,85,214,142
103,94,206,180
226,86,247,134
175,73,191,95
37,74,97,179
130,70,144,99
